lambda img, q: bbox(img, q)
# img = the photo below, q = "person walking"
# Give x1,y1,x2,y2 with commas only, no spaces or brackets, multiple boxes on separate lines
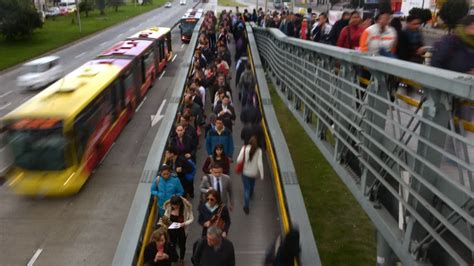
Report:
151,165,184,217
200,163,234,210
192,226,235,266
205,117,234,160
359,10,397,57
197,190,231,237
236,136,264,214
162,195,194,264
431,15,474,74
143,228,178,266
202,144,231,175
336,11,364,50
164,147,194,198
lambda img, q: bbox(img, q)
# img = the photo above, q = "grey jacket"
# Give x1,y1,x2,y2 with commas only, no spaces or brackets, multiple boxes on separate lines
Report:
200,174,234,207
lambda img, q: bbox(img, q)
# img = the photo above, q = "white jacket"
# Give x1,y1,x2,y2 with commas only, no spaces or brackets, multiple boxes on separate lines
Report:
360,24,397,54
163,196,194,234
237,145,264,180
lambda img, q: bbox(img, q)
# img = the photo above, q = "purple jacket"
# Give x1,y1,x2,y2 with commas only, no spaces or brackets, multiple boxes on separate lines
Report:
431,35,474,74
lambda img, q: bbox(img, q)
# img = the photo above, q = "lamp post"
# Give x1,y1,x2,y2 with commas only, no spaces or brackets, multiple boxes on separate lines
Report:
75,0,82,33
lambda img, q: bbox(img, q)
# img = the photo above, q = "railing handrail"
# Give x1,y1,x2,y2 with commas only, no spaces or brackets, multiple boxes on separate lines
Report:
253,26,474,101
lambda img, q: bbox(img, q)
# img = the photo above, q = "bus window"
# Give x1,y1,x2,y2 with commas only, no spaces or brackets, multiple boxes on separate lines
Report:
123,68,135,105
74,97,105,160
7,123,67,170
144,50,155,71
158,40,165,62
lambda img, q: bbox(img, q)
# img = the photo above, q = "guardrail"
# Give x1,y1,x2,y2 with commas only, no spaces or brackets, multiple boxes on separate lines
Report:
251,24,474,266
246,24,322,265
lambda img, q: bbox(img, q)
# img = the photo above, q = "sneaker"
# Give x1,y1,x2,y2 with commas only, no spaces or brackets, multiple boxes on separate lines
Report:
243,207,249,214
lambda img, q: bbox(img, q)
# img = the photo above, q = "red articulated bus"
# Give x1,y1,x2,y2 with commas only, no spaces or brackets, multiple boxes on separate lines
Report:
99,39,157,98
128,27,173,74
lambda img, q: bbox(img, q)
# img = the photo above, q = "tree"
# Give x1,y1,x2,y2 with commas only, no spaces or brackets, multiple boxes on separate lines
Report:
0,0,43,40
409,7,432,24
79,0,94,17
97,0,106,15
108,0,124,12
439,0,468,31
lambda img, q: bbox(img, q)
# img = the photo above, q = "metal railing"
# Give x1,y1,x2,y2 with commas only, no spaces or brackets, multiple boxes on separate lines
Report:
251,24,474,266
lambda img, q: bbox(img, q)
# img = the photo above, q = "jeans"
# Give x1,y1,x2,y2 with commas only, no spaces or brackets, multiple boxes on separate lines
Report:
241,174,256,209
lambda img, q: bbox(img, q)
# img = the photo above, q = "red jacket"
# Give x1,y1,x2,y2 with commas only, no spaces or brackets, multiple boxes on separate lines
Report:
337,25,364,50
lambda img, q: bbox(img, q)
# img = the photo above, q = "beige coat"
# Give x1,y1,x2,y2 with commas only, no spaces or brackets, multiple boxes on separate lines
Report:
162,196,194,234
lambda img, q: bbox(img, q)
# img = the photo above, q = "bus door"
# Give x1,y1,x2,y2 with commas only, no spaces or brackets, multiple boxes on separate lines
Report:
140,48,155,96
158,39,166,73
166,32,172,61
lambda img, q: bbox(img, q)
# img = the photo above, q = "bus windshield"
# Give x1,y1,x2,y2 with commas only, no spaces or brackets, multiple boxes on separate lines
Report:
8,127,67,171
181,21,197,36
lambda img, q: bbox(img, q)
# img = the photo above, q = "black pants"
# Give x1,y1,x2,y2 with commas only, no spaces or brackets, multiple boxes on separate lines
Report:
178,176,194,198
169,228,187,260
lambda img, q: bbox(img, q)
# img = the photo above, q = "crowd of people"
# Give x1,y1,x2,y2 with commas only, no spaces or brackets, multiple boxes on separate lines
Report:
144,9,297,266
248,7,473,73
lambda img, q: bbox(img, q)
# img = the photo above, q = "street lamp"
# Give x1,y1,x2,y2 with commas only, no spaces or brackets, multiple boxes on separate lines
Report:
75,0,82,33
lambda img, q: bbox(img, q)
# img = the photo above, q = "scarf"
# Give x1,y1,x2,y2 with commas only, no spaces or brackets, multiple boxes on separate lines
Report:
456,25,474,48
206,202,219,212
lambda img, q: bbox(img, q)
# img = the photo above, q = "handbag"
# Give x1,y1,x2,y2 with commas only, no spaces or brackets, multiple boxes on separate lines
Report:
209,204,226,230
235,145,246,174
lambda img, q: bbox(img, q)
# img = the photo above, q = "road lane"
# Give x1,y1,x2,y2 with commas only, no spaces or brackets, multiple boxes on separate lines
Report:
0,15,192,266
0,0,193,116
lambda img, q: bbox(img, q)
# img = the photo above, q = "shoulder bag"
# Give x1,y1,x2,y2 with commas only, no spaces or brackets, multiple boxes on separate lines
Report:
235,145,246,174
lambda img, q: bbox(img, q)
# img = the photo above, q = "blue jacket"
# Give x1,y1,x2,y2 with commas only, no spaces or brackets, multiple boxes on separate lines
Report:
205,127,234,157
151,176,184,215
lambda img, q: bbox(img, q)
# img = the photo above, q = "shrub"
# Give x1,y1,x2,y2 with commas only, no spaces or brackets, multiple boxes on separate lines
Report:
0,0,43,40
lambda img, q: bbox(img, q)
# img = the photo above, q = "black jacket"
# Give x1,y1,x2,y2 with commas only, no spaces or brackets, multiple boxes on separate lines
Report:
198,203,231,236
143,242,178,266
214,103,236,132
165,155,193,181
168,135,196,158
192,236,235,266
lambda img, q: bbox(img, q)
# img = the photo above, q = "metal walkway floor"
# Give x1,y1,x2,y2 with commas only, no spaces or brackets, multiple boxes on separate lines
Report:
181,38,281,265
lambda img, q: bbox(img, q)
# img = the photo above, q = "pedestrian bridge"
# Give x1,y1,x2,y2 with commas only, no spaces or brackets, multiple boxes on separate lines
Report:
113,19,474,266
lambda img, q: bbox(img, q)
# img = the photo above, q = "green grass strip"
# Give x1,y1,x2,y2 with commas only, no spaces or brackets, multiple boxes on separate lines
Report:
0,1,166,71
217,0,247,7
268,79,376,265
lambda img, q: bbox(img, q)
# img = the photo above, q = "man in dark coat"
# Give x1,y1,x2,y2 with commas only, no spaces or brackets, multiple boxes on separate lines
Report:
164,147,194,197
328,11,350,45
214,95,236,132
192,226,235,266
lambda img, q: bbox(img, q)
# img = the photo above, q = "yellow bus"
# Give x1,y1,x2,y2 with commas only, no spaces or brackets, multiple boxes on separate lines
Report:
3,59,139,196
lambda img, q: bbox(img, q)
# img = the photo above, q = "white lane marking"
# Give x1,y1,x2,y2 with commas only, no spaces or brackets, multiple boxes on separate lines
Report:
0,102,11,110
150,99,167,127
75,52,86,59
171,54,177,62
0,91,12,98
99,41,109,47
181,44,185,48
135,96,147,112
27,248,43,266
159,71,166,80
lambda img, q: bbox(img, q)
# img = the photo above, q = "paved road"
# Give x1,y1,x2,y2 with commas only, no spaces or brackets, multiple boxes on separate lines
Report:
0,0,192,117
0,2,197,265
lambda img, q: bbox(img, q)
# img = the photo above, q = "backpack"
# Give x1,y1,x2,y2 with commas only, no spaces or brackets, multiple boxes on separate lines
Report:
185,159,196,181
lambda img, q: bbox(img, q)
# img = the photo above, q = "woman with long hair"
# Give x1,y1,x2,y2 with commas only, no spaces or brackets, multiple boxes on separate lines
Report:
198,189,231,237
143,228,178,266
202,144,230,175
162,195,194,263
236,136,264,214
